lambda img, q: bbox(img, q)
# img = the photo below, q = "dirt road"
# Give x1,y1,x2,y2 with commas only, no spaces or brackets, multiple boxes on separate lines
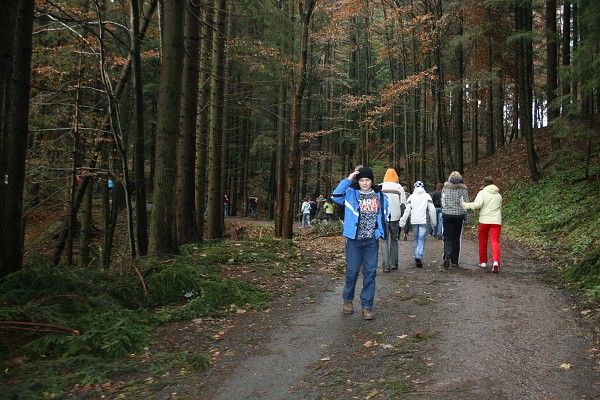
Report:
163,230,599,399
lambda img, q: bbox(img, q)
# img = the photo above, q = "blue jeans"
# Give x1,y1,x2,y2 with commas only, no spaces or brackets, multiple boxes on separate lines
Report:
381,220,400,268
435,207,443,236
301,213,311,228
412,224,428,260
343,237,379,309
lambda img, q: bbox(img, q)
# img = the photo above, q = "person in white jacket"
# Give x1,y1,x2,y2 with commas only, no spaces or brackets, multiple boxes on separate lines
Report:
380,168,405,272
400,181,437,268
300,197,312,229
461,176,503,273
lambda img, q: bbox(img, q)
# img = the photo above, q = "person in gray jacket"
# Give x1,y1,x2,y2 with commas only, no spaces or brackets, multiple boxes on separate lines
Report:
441,171,470,268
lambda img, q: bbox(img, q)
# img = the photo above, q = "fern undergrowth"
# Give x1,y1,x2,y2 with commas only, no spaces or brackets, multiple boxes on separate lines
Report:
0,237,299,399
502,155,600,299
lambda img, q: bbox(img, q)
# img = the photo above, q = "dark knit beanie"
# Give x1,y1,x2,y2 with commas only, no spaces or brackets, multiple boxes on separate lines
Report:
356,167,375,182
483,176,494,186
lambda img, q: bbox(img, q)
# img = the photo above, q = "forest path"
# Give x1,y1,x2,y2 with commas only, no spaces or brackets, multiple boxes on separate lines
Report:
160,227,598,399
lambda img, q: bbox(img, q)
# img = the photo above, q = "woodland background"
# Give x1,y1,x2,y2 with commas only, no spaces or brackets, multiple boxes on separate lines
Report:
1,0,598,273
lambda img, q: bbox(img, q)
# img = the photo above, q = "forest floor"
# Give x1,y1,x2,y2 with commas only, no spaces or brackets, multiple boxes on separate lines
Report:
143,129,598,399
146,219,598,400
59,128,598,399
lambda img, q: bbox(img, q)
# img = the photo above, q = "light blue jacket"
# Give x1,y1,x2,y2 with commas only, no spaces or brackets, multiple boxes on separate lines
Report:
331,178,389,240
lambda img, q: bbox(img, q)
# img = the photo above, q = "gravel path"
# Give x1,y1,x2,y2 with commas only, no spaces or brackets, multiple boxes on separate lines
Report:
170,232,598,399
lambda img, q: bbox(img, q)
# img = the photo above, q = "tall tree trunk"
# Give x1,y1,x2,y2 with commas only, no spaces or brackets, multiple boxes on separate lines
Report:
546,0,561,151
195,4,213,238
177,0,200,244
79,179,94,268
494,79,505,148
399,23,411,185
410,34,419,186
455,11,465,174
546,0,558,121
274,80,287,236
1,0,34,277
433,83,443,181
220,0,233,229
486,2,495,156
101,159,111,267
561,1,571,114
241,101,252,217
107,183,125,263
470,82,479,167
0,3,18,266
430,1,444,181
66,49,85,267
274,2,290,236
149,0,185,255
280,0,316,239
131,0,148,256
206,0,227,240
419,82,427,179
516,1,542,181
571,3,578,104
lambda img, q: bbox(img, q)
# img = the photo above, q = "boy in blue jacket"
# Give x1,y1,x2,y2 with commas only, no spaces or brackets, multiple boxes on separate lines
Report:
332,166,389,320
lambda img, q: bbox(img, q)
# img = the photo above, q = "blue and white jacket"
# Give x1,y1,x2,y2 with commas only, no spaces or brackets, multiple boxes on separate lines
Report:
331,178,389,240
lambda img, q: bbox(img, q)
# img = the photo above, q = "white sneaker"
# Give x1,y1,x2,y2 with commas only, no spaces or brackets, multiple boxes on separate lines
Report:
479,262,487,268
492,262,499,273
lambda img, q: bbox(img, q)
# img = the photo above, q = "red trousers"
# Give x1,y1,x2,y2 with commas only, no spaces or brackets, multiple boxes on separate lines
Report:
478,223,502,265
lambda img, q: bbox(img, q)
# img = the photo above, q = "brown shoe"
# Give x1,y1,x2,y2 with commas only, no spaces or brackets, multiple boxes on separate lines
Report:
343,301,354,315
362,308,374,320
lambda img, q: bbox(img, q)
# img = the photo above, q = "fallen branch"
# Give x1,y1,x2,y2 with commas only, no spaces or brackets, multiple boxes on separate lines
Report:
130,262,148,302
0,321,80,336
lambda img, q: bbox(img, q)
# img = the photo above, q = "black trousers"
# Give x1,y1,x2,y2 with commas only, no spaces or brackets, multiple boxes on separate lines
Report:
442,214,464,265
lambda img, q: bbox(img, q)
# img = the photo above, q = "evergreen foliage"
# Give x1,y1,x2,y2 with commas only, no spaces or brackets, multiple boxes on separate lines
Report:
502,162,600,298
310,220,344,238
0,237,299,398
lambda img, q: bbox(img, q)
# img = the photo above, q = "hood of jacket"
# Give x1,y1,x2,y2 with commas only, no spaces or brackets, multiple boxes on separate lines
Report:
444,179,467,190
383,168,399,183
483,184,500,195
412,186,426,195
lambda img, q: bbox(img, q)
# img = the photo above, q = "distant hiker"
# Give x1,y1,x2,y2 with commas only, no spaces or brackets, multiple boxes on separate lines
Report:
324,198,335,222
430,182,443,239
441,171,471,268
380,168,405,272
248,196,258,219
332,166,389,321
316,195,327,223
301,197,312,229
462,176,503,273
400,181,437,268
309,197,317,223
